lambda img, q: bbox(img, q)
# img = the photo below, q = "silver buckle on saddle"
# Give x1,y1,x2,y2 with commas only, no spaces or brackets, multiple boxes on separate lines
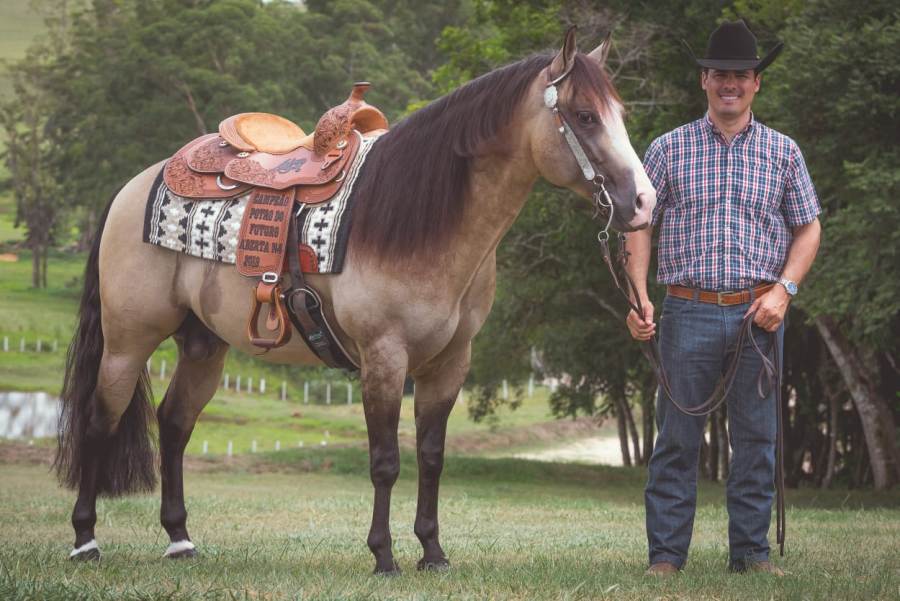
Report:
262,271,280,284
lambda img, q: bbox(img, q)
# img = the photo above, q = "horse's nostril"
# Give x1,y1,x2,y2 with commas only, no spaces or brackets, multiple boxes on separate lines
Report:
635,194,645,210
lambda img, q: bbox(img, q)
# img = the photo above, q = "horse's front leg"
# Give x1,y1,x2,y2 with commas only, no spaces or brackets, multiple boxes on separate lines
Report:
360,340,407,575
411,346,469,571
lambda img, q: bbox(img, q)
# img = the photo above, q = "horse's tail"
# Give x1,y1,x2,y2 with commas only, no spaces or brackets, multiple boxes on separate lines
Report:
54,190,158,496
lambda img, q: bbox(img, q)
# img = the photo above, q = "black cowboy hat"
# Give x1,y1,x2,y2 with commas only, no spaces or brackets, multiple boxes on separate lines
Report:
686,19,783,72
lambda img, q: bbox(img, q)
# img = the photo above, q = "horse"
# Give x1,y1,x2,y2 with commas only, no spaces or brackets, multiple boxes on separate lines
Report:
55,27,656,574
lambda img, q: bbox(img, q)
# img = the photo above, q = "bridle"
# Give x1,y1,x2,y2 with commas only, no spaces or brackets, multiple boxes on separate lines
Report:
544,63,786,556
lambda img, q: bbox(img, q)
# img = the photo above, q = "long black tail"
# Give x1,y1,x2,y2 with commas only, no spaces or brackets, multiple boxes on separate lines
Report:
53,192,158,496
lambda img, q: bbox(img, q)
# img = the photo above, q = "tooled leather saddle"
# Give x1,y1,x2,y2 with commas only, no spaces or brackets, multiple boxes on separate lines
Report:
162,82,388,366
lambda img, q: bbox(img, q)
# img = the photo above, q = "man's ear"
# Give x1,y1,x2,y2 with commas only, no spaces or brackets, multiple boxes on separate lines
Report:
549,26,578,82
587,31,612,68
700,70,708,90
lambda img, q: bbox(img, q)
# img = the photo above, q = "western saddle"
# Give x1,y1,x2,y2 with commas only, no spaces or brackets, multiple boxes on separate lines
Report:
162,82,388,367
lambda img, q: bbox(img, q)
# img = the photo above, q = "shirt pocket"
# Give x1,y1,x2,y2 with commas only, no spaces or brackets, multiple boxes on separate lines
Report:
738,154,785,217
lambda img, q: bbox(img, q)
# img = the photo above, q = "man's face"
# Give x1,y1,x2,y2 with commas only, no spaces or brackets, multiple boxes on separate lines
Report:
701,69,760,118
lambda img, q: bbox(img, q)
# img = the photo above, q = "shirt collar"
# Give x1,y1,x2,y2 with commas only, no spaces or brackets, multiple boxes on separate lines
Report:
704,112,755,143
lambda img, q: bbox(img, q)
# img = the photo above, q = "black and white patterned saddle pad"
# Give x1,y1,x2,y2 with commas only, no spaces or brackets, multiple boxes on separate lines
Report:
142,132,381,274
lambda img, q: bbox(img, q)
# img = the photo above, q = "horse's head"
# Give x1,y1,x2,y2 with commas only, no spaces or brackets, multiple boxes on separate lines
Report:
527,28,655,231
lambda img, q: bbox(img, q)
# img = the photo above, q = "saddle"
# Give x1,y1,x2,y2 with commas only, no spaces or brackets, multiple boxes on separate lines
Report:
162,82,388,365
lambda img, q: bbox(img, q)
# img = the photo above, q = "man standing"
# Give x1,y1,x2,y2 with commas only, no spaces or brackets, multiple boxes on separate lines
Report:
624,20,821,576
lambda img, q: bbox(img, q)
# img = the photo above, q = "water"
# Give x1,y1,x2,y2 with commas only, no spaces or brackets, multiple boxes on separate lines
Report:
0,391,61,439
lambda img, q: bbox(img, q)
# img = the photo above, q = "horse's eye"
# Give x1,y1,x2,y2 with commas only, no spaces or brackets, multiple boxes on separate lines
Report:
576,111,597,125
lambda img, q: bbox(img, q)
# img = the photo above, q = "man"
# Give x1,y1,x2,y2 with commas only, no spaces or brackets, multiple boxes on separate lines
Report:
624,20,821,577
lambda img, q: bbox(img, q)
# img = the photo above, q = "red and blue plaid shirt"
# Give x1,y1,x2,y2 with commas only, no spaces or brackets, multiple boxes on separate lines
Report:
645,113,820,291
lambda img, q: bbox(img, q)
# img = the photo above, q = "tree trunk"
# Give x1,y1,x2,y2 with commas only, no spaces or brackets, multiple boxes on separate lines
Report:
815,316,899,489
622,397,642,465
708,412,720,482
820,389,838,489
641,382,655,466
31,244,42,288
614,396,632,467
41,247,48,288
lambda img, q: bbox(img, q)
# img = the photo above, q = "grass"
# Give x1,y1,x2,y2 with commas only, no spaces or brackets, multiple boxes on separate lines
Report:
0,1,46,100
1,450,898,600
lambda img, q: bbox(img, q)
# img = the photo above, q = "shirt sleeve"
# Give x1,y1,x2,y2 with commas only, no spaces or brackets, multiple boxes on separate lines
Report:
643,136,669,226
782,143,820,227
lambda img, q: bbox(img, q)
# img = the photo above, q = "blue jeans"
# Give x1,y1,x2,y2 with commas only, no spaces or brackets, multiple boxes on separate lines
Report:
645,293,784,570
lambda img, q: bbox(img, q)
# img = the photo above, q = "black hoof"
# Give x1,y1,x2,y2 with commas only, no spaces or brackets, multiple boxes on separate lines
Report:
373,560,401,576
69,548,101,562
417,557,450,572
166,547,198,560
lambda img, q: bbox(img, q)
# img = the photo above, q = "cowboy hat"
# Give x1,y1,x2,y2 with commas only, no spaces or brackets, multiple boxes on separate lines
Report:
687,19,783,72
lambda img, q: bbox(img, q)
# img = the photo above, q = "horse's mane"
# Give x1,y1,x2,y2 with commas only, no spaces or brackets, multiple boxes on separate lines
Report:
350,52,617,262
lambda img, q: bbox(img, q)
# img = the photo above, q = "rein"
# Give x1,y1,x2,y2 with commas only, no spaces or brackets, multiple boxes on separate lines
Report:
545,66,786,556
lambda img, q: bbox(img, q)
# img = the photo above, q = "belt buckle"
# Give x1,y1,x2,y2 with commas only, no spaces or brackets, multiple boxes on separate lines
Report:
716,290,730,306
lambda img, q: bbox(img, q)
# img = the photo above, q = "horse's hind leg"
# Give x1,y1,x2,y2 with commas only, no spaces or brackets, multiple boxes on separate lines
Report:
411,346,469,571
360,340,407,575
158,313,228,558
68,323,178,560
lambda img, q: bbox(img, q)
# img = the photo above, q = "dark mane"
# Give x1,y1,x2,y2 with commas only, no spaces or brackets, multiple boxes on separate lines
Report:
349,54,551,262
349,52,618,262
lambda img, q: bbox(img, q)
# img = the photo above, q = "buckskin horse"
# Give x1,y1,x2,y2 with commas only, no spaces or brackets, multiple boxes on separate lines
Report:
56,28,655,574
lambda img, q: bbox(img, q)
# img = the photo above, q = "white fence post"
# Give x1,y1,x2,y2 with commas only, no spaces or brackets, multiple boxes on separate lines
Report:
202,440,208,454
528,374,534,398
275,440,281,451
326,382,332,405
19,338,25,352
2,336,7,352
502,379,509,400
251,440,257,453
147,358,152,372
236,375,242,392
247,377,253,394
281,381,287,401
160,360,166,380
304,381,309,404
347,382,352,405
227,440,233,457
260,378,266,394
224,373,230,390
36,339,42,352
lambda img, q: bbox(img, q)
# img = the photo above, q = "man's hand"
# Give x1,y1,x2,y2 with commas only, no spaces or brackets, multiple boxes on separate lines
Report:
626,301,656,341
745,287,790,332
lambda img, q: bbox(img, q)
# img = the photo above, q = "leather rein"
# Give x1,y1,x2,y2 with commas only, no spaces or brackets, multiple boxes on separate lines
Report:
545,65,786,556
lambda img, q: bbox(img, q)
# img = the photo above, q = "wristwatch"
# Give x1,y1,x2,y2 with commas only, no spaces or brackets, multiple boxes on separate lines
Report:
777,277,798,296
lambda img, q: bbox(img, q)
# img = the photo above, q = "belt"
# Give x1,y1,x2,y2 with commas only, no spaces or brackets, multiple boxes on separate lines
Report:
667,283,776,306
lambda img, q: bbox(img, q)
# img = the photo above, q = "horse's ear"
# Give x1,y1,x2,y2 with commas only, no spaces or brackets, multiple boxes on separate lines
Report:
587,31,612,68
549,26,578,81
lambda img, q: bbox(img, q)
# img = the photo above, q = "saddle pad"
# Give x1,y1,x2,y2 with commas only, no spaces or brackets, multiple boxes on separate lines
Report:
143,132,381,274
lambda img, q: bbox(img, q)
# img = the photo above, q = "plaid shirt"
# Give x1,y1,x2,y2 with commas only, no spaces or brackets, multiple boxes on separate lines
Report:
645,113,820,291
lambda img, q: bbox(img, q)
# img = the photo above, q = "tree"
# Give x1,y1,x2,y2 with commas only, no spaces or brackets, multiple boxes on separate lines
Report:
756,0,900,489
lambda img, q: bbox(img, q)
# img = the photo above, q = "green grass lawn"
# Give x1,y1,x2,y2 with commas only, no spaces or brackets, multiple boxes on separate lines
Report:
0,1,46,100
1,450,898,600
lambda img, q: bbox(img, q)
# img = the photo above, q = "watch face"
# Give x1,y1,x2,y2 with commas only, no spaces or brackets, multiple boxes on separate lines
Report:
785,281,798,295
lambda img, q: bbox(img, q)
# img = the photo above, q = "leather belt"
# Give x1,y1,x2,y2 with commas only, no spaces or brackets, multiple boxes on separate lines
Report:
667,283,776,306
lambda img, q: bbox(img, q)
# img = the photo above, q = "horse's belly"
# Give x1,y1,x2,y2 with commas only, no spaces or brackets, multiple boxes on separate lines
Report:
178,257,327,366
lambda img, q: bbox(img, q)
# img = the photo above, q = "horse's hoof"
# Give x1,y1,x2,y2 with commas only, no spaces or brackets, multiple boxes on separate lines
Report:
163,540,197,559
373,560,401,576
69,540,101,561
417,557,450,572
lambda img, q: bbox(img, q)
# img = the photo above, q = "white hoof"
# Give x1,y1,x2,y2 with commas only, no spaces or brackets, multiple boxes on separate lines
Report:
69,539,101,560
163,539,197,559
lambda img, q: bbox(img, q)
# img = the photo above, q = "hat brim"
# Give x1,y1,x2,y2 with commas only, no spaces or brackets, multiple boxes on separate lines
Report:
694,42,784,72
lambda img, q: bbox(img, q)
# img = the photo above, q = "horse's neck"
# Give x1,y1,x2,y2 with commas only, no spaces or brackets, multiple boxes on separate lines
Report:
444,146,539,282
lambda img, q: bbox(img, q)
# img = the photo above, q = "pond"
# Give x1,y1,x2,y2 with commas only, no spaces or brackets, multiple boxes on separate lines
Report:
0,391,61,439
